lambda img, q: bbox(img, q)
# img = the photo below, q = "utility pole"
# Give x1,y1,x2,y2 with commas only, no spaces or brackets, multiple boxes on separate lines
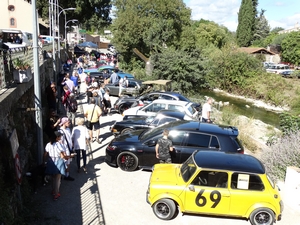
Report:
32,0,43,164
51,0,57,83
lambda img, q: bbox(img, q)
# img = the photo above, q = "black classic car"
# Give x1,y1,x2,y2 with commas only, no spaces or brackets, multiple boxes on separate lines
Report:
105,120,244,171
110,110,195,135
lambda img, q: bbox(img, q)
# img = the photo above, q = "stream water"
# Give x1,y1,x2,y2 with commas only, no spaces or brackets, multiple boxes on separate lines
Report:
194,90,281,128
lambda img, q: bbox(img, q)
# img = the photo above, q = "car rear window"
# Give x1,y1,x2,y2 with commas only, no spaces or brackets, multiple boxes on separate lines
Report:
231,173,264,191
231,137,244,152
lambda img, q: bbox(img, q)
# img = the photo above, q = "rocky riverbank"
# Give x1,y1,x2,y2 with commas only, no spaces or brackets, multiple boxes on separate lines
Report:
213,88,290,112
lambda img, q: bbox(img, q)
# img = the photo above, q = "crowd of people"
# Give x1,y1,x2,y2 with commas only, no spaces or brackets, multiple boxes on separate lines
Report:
43,50,213,200
44,55,112,201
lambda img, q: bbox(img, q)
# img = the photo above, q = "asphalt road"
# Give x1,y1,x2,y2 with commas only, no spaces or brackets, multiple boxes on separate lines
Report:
29,85,300,225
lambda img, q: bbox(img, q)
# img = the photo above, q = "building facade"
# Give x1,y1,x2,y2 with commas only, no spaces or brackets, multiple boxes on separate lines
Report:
0,0,33,33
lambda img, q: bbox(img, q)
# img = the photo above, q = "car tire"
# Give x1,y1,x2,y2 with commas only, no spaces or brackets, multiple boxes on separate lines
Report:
116,152,139,171
249,208,275,225
121,128,134,134
118,104,129,114
152,199,177,220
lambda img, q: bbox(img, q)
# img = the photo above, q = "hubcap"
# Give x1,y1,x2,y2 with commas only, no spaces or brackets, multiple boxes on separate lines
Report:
157,203,169,216
255,212,271,224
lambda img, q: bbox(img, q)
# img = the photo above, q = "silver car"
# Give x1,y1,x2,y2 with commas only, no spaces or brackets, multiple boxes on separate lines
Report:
105,79,143,96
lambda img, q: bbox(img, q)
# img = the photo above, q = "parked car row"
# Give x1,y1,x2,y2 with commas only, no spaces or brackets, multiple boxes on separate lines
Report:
266,64,293,74
114,91,201,114
103,78,283,224
105,120,244,171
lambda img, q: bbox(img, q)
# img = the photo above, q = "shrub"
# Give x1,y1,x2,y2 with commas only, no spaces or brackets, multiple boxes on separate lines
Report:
260,130,300,182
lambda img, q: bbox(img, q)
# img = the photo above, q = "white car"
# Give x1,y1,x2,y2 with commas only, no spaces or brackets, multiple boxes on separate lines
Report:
122,99,199,119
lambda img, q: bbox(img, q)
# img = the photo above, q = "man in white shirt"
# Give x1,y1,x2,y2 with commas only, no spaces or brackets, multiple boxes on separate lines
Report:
201,98,213,123
118,76,128,97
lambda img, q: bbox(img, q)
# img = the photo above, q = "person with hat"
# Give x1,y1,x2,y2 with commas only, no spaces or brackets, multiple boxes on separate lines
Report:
59,117,75,181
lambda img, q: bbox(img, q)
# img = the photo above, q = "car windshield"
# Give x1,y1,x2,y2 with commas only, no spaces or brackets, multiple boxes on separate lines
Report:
187,104,197,115
145,116,156,124
180,155,197,182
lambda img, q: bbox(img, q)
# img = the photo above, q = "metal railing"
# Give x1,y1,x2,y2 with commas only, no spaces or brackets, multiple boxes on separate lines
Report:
0,43,58,89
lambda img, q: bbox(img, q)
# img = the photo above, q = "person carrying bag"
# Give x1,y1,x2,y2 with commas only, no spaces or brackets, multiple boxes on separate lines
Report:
44,131,69,200
84,98,102,143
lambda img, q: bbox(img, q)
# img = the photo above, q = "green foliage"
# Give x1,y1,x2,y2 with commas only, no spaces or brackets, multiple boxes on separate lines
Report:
194,21,233,49
260,130,300,181
253,9,270,41
205,46,262,92
151,48,205,94
271,27,285,34
236,0,258,47
279,113,300,135
281,32,300,65
111,0,191,64
261,32,289,47
37,0,112,31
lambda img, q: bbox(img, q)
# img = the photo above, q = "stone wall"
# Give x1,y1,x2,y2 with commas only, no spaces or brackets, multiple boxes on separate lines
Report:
0,45,69,224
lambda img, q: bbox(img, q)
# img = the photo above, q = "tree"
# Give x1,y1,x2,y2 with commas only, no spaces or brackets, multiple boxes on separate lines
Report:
253,9,270,41
111,0,191,64
205,45,262,93
194,21,233,49
36,0,112,32
281,32,300,65
151,48,206,94
236,0,258,47
271,27,284,34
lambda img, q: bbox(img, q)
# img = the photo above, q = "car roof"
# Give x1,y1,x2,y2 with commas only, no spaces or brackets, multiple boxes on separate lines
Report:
150,99,190,106
165,120,239,136
98,65,115,70
193,151,265,174
117,71,134,78
84,68,99,73
146,91,191,101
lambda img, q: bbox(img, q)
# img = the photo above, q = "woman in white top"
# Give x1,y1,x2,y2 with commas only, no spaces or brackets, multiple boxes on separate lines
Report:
59,117,75,181
72,118,90,173
44,131,68,200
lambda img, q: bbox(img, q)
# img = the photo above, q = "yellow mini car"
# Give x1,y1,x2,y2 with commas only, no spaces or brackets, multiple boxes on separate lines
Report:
147,151,283,225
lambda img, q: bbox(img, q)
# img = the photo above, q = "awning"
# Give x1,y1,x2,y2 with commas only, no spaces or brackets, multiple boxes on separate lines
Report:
142,80,172,85
38,18,49,29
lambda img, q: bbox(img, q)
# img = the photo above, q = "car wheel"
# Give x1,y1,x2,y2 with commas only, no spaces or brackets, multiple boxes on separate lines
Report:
118,104,129,114
121,128,134,134
116,152,139,171
249,208,275,225
152,199,177,220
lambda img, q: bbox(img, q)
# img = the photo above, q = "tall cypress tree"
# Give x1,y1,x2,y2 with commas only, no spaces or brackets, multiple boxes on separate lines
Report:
236,0,258,47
